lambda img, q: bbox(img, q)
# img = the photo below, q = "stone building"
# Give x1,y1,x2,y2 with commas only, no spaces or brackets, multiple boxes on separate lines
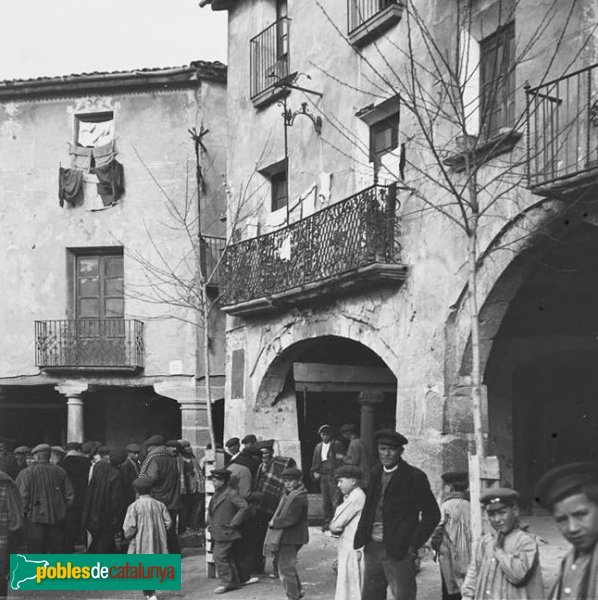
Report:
202,0,598,504
0,61,227,454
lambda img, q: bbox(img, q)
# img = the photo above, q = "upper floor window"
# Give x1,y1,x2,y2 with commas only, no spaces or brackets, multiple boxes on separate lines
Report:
75,112,114,148
348,0,403,47
480,22,515,139
370,113,399,162
271,169,288,212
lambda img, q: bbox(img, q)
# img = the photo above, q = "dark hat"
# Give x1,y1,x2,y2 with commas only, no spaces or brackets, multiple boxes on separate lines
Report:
442,471,469,485
98,445,112,456
51,446,66,455
375,430,408,447
132,477,153,492
242,434,257,445
31,443,51,454
480,488,520,512
317,424,331,435
126,443,140,453
536,462,598,508
281,466,303,480
340,423,358,434
166,439,182,450
81,441,98,454
145,434,165,447
181,446,194,457
257,439,275,452
335,465,362,480
179,440,191,448
14,446,30,455
225,437,240,448
65,442,82,452
243,446,262,457
109,448,127,466
208,468,231,481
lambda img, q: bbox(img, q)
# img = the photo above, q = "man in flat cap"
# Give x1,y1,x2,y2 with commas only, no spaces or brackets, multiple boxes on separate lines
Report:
139,434,181,553
13,446,29,474
250,439,296,578
310,424,345,531
120,443,141,509
431,471,471,600
462,488,544,600
16,443,74,553
536,462,598,599
224,437,241,465
60,442,90,551
0,442,19,480
207,468,248,595
330,465,366,600
354,430,440,600
340,423,372,488
265,466,309,600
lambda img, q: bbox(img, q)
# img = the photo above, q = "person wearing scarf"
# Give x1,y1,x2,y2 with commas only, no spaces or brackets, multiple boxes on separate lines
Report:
264,466,309,600
536,462,598,599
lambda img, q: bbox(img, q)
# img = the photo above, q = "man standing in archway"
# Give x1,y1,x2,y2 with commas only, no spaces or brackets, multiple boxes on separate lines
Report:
354,430,440,600
310,424,345,531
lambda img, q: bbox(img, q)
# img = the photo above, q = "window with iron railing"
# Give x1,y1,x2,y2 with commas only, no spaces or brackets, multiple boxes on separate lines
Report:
348,0,399,33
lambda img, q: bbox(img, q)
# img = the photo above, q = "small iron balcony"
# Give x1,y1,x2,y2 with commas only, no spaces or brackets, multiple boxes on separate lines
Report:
35,319,144,373
347,0,403,47
219,184,406,316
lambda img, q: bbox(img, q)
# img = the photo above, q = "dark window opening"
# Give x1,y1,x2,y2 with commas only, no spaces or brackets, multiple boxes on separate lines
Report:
369,113,399,161
271,170,288,212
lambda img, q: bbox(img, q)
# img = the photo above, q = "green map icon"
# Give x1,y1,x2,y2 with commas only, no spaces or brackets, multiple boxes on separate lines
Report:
10,554,49,590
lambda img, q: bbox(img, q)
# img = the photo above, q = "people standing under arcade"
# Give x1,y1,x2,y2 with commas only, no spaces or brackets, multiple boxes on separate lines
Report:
310,424,345,531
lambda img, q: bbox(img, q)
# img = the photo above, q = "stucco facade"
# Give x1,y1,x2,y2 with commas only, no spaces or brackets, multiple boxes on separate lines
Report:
0,62,227,454
207,0,598,502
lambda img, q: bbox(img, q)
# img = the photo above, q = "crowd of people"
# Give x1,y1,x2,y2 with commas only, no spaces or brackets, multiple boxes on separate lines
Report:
0,435,204,600
1,425,598,600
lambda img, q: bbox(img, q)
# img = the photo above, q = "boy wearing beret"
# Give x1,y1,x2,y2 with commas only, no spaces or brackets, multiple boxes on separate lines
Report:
536,462,598,599
207,468,248,594
461,488,544,600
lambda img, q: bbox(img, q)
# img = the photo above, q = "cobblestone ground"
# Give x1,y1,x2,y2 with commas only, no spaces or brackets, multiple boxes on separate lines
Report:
8,517,569,600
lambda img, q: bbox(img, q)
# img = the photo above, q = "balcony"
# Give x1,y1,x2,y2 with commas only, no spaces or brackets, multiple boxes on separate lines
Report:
201,235,226,289
35,319,144,373
526,63,598,196
348,0,403,48
250,18,291,108
219,184,407,317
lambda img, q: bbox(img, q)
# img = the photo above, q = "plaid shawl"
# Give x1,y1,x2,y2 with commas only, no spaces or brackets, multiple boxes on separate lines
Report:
254,456,296,517
139,446,172,477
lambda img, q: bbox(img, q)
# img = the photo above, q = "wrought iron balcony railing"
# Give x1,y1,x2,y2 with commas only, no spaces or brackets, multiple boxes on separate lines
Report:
348,0,399,33
201,235,226,288
526,63,598,191
219,184,406,315
250,18,290,100
35,319,144,371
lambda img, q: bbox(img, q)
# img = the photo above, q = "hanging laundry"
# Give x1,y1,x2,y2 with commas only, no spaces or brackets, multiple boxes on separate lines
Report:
58,167,84,207
92,140,116,168
67,144,93,170
95,159,125,206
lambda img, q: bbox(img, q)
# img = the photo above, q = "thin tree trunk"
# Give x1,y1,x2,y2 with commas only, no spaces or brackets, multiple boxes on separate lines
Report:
201,285,216,451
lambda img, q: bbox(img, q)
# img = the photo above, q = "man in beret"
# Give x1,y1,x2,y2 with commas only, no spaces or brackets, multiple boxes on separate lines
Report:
310,424,345,531
265,466,309,600
120,443,141,509
354,430,440,600
207,468,248,594
242,434,257,450
250,440,296,578
462,488,544,600
536,462,598,599
139,434,181,553
60,441,90,551
340,424,372,488
16,443,74,553
431,471,471,600
330,465,366,600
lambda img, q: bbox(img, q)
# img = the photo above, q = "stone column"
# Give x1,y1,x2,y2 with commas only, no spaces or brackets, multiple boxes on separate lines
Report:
358,391,385,457
55,381,89,443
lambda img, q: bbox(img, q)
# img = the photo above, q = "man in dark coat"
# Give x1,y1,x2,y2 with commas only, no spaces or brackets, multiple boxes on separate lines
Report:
0,443,19,481
0,469,23,598
139,434,181,553
59,441,90,551
13,446,29,474
310,424,345,531
16,443,75,553
354,430,440,600
82,448,126,553
120,443,141,508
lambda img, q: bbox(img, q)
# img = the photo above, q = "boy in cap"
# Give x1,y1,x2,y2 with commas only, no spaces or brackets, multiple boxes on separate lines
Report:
431,471,471,600
207,468,248,594
354,430,439,600
536,462,598,599
330,465,366,600
265,466,309,600
123,476,172,600
310,424,345,531
461,488,544,600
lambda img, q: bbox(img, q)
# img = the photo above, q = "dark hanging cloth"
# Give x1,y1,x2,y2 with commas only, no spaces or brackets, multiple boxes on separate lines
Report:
58,167,84,207
95,159,125,207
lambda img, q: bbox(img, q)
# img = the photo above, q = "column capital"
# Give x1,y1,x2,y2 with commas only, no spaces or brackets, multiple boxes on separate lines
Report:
358,391,385,408
55,381,89,398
